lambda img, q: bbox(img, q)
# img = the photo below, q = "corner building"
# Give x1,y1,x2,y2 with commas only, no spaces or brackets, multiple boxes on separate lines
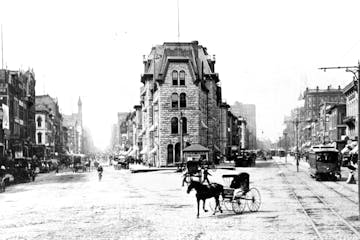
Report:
137,41,225,167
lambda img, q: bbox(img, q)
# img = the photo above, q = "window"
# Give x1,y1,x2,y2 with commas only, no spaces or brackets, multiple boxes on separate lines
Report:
167,144,173,165
182,117,187,134
172,70,178,85
171,117,178,134
179,70,185,85
175,143,180,162
180,93,186,108
37,132,42,144
37,116,42,127
171,93,178,108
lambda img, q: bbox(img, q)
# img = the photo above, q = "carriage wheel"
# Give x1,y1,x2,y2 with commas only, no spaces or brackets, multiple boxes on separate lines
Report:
246,188,261,212
223,200,232,211
232,196,246,214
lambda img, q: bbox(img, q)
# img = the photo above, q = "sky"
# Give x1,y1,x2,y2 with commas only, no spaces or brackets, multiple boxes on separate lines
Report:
1,0,360,150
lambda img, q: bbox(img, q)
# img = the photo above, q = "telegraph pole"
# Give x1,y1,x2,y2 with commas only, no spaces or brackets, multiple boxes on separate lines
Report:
319,61,360,217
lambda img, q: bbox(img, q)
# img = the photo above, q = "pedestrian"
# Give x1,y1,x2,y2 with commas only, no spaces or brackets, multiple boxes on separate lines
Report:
202,167,211,185
97,165,103,181
346,154,357,184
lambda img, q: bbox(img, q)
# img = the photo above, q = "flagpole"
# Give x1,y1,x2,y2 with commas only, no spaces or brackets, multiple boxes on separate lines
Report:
177,0,180,42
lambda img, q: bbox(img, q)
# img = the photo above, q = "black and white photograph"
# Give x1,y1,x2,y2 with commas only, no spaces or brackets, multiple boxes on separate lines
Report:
1,0,360,239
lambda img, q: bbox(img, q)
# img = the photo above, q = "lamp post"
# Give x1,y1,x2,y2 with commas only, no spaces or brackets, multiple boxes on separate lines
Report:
319,61,360,217
295,118,300,172
283,132,288,163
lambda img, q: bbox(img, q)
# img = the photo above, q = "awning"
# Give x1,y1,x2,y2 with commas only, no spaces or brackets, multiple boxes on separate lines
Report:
201,121,208,129
214,145,220,152
139,128,146,137
149,147,157,155
128,145,139,157
350,146,358,154
149,124,158,132
140,147,148,155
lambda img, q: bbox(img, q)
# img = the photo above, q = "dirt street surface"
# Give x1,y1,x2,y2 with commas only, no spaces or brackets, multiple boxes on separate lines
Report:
1,157,360,240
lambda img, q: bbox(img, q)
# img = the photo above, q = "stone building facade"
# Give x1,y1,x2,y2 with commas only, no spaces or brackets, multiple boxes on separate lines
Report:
343,81,357,141
35,95,64,156
0,69,36,159
136,41,227,167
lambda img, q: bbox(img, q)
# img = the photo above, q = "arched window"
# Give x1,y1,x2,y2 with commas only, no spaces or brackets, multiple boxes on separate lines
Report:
182,117,187,134
180,93,186,108
37,116,42,128
37,132,42,144
171,117,178,134
175,143,180,163
167,144,173,165
172,70,178,85
179,70,185,85
171,93,178,108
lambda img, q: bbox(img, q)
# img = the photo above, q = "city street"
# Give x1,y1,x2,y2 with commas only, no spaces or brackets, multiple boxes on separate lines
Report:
1,158,360,240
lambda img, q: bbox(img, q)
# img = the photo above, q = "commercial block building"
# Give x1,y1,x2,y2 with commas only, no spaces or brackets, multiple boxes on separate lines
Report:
0,69,36,159
135,41,227,167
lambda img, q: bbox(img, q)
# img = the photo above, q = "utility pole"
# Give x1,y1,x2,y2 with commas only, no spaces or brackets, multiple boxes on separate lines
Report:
284,132,288,163
319,61,360,217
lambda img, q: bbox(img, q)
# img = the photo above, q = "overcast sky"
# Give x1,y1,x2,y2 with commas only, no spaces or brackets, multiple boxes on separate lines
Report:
1,0,360,149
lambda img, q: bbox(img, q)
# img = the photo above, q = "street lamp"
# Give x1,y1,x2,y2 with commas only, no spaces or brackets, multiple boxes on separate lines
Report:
319,61,360,217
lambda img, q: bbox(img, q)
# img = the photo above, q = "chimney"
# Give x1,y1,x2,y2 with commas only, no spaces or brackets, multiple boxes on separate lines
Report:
143,55,147,72
338,85,341,90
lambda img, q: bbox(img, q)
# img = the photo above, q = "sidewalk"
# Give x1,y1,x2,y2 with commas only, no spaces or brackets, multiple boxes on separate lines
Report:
128,162,235,173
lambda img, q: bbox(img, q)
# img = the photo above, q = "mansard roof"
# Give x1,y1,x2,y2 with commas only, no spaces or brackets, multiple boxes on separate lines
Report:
141,41,218,84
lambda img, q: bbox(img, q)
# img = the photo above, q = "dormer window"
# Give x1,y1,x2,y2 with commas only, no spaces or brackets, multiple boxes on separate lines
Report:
37,116,42,127
172,71,178,85
179,70,185,85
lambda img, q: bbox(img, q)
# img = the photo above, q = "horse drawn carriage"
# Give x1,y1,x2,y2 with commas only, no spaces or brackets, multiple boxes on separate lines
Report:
219,173,261,214
187,171,261,217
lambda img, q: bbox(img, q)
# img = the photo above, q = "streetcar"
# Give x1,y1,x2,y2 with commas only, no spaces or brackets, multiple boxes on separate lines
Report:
308,145,341,181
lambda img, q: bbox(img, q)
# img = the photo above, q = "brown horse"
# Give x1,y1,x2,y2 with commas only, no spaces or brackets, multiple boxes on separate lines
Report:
187,180,224,218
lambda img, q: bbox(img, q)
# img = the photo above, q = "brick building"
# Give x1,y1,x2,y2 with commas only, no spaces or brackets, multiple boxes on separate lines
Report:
0,69,36,159
136,41,227,167
302,86,345,145
35,95,64,157
343,81,357,141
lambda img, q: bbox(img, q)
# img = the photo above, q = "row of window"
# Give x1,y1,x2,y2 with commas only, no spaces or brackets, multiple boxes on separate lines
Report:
171,93,186,108
171,117,187,134
172,70,186,86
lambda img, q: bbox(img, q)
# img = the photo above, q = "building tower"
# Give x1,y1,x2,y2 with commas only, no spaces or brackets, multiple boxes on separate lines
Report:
78,97,82,128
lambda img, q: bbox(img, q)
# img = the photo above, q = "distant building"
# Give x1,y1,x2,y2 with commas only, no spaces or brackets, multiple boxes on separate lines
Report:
302,86,345,145
62,97,83,154
35,95,64,158
230,102,256,149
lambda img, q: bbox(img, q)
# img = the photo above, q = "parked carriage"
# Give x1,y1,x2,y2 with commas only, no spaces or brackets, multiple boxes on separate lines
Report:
182,160,202,185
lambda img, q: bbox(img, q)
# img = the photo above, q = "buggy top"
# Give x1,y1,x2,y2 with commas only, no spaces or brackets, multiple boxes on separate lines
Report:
222,172,249,190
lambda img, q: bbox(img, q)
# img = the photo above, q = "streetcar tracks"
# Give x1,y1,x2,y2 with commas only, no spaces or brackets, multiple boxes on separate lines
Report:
275,161,360,240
